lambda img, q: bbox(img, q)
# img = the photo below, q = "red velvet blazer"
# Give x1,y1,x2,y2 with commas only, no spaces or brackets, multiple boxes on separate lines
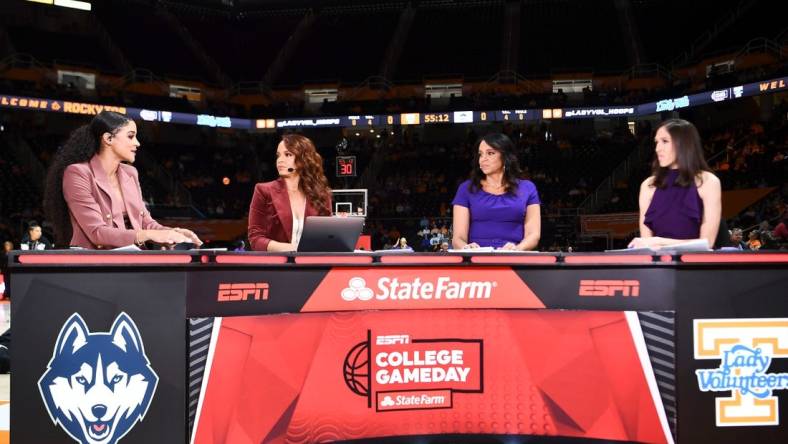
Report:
247,178,331,251
62,155,164,249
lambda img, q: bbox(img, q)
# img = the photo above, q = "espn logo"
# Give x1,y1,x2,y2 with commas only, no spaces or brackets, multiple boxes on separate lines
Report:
217,283,269,302
376,335,410,345
578,280,640,297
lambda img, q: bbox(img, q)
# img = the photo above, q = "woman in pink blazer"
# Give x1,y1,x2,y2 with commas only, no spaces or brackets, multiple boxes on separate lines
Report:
44,111,202,249
248,134,332,251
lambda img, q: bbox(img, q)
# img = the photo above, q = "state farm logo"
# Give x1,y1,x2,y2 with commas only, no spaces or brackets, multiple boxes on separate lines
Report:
344,330,483,412
578,280,640,297
217,282,269,302
341,276,497,302
341,277,374,301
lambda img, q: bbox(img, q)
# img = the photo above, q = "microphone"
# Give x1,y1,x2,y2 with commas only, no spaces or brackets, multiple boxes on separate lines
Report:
287,167,295,172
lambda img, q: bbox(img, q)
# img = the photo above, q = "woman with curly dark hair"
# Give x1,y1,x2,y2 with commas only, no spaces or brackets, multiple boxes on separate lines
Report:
248,134,332,251
451,133,541,250
44,111,202,249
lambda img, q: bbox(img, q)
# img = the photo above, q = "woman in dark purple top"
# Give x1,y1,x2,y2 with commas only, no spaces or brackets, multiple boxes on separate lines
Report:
629,119,721,249
452,133,541,250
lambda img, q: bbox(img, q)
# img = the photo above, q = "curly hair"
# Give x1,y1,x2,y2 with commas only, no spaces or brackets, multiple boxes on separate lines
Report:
44,111,131,245
468,133,523,194
282,134,332,215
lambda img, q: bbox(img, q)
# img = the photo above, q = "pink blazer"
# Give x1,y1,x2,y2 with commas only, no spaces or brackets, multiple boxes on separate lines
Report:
62,155,164,249
248,178,331,251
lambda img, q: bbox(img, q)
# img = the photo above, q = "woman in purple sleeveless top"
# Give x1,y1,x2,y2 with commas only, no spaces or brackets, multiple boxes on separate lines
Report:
452,133,541,250
629,119,721,249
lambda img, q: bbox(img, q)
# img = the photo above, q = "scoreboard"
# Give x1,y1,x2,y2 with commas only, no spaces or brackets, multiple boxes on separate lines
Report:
336,156,357,177
0,76,784,130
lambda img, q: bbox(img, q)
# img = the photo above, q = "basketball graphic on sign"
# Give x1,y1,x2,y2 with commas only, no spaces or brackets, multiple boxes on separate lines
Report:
343,340,370,397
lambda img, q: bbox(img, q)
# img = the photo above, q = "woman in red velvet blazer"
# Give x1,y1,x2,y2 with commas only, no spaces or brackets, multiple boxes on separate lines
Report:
248,134,332,251
44,111,202,249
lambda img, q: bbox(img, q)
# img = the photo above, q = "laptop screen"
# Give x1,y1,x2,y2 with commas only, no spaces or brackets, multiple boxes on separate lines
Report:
297,216,364,252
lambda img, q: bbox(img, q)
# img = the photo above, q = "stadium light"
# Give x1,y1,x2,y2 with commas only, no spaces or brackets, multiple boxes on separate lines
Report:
54,0,92,11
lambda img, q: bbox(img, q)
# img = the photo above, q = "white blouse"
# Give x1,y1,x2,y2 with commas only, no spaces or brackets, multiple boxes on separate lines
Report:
292,214,304,248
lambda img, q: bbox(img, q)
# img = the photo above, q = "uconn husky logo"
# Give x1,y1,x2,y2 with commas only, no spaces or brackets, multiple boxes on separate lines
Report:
38,313,159,444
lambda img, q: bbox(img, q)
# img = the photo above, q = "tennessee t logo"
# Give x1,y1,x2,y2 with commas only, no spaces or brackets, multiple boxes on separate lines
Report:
694,319,788,426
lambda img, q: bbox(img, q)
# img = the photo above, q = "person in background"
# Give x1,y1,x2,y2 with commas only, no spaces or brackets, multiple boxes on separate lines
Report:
747,231,762,250
728,228,747,250
629,119,721,249
452,133,541,250
19,221,52,251
773,211,788,242
248,134,332,251
44,111,201,249
392,237,411,250
0,241,11,300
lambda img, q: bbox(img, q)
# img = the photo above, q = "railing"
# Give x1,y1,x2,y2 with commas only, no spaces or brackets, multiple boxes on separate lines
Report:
485,70,541,92
579,137,651,215
624,63,671,80
0,53,46,70
133,149,194,207
341,76,393,101
705,130,755,168
232,81,272,96
735,37,785,60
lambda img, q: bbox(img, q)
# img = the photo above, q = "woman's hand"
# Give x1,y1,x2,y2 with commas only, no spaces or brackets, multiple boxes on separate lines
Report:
173,227,203,246
628,237,660,249
144,229,191,245
499,242,518,250
462,242,481,249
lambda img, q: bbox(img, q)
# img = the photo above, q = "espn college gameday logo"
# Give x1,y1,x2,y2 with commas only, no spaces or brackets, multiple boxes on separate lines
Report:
344,330,483,412
694,318,788,426
217,282,269,302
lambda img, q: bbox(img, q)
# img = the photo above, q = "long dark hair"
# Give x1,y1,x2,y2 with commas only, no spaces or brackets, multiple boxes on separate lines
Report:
282,134,332,215
651,119,710,189
469,133,522,194
44,111,131,244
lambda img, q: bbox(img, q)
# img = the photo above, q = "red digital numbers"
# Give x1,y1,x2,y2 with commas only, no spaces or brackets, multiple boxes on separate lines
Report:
336,156,356,177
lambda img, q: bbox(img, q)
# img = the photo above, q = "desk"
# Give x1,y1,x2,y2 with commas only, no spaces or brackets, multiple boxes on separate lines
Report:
9,251,788,443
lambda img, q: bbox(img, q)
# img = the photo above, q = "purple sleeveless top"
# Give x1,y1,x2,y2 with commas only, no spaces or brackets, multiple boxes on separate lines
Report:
644,170,703,240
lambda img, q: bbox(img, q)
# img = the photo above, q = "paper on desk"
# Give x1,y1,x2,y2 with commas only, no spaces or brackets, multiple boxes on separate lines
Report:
448,247,495,253
448,247,539,253
606,239,711,253
111,245,141,251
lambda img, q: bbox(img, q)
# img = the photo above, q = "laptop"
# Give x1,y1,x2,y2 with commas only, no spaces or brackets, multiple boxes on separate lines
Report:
297,216,364,252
